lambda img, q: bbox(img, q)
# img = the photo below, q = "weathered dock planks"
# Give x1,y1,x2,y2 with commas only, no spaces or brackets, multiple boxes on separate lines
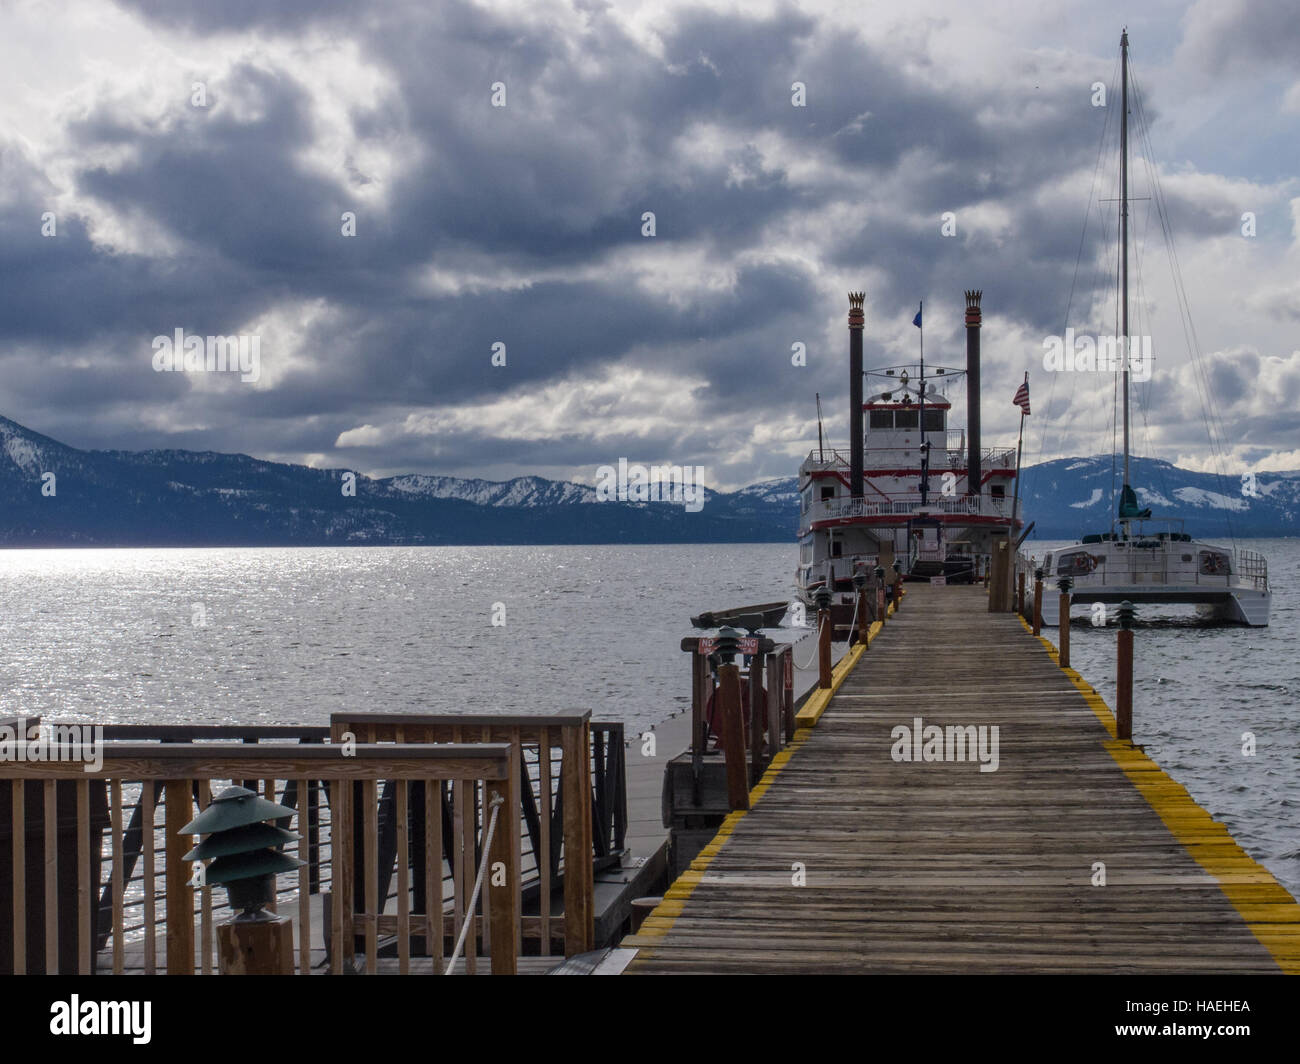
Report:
623,584,1300,974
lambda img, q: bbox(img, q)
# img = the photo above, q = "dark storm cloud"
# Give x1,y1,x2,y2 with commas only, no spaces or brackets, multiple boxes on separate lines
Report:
2,0,1288,482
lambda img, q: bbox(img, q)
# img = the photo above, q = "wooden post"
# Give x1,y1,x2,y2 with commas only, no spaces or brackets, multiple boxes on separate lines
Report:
487,755,520,974
893,574,903,613
715,661,750,811
164,780,195,975
1017,570,1026,618
988,537,1010,611
857,587,870,646
218,916,294,974
1117,628,1133,741
560,725,594,955
817,606,832,689
1116,600,1135,741
747,650,765,785
1032,571,1043,636
1058,585,1071,668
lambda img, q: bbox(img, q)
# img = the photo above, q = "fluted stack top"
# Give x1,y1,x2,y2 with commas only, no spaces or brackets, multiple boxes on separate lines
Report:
964,289,982,327
848,291,865,329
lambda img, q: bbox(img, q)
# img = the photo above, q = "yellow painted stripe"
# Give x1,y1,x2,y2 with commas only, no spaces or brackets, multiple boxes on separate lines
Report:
1020,611,1300,972
622,630,867,962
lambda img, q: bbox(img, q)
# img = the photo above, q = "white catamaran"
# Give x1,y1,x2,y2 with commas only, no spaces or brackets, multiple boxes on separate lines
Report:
1037,30,1270,627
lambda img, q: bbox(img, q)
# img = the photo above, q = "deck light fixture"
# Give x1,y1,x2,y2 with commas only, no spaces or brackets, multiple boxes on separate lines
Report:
180,785,304,921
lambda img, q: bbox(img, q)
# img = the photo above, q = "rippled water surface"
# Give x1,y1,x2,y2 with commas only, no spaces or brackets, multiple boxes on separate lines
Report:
1030,537,1299,898
2,538,1296,897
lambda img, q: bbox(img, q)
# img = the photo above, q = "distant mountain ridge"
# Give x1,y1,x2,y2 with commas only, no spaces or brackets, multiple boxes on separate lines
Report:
0,415,1295,545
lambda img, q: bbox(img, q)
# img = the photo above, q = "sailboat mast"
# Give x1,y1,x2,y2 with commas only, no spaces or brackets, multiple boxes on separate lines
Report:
1120,28,1130,491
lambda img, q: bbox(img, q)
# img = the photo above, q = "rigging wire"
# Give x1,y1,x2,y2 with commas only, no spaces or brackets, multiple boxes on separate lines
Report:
1128,52,1239,544
1033,51,1121,498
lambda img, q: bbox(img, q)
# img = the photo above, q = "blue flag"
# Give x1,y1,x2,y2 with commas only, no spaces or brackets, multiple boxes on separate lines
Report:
912,303,922,328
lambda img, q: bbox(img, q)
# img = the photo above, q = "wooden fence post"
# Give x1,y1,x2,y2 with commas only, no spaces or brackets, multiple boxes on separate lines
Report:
164,780,194,975
1116,600,1135,741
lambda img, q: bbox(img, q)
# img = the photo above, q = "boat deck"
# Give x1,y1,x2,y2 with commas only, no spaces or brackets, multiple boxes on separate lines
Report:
621,583,1299,974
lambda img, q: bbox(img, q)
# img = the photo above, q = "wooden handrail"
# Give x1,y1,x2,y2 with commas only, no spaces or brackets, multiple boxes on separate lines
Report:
1,743,518,975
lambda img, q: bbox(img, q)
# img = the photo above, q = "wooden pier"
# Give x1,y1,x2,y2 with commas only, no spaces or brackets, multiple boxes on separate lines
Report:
623,583,1300,974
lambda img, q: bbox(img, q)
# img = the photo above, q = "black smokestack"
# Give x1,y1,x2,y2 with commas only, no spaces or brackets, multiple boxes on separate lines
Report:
848,293,865,497
965,290,982,496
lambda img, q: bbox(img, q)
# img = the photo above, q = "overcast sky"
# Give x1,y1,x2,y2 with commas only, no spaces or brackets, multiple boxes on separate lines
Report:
1,0,1297,490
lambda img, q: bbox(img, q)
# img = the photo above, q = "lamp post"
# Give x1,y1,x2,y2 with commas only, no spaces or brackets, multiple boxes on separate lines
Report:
180,785,304,974
1057,575,1073,668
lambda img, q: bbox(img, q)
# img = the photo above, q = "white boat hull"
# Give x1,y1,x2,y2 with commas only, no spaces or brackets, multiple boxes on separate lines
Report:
1038,585,1270,627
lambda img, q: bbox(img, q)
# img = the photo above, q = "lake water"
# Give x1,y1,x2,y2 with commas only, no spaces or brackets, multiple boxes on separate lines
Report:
1,538,1296,897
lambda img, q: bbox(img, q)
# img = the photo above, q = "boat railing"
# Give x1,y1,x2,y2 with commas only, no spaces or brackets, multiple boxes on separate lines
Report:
804,493,1013,526
803,445,1020,471
1233,548,1269,591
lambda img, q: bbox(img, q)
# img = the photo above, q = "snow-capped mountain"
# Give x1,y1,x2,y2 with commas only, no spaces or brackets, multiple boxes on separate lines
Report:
0,415,778,546
1018,455,1300,539
1,415,1294,546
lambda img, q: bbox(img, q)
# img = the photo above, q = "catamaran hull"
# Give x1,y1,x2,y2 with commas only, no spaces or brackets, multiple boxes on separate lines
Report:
1038,586,1271,627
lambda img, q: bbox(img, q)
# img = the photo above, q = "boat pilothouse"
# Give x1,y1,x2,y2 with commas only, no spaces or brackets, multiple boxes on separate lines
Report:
797,290,1023,602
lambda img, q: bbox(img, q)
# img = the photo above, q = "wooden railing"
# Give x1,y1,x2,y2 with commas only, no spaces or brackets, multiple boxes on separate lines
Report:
1,740,518,975
330,712,598,957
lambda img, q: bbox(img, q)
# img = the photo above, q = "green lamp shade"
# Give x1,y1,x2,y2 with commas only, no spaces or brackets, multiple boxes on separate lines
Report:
183,821,300,863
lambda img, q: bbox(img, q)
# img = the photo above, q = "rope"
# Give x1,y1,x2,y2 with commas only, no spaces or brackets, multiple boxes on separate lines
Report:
444,791,506,975
792,614,826,670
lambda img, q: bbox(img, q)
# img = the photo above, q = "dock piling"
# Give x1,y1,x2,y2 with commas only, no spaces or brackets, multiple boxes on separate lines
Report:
1116,600,1135,741
815,587,833,689
873,566,886,627
713,629,751,812
1032,566,1043,636
853,571,869,647
1057,576,1072,668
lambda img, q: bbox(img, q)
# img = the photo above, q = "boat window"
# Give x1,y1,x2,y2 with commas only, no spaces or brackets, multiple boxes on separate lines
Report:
1057,551,1096,576
922,409,945,431
869,410,893,429
1181,554,1192,563
894,409,918,429
990,485,1005,498
820,485,836,501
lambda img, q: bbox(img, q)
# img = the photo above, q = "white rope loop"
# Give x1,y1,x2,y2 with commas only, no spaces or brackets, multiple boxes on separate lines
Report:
792,613,827,671
444,791,506,975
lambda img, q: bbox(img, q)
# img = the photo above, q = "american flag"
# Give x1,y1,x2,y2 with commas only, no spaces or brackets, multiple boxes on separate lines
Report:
1013,378,1030,415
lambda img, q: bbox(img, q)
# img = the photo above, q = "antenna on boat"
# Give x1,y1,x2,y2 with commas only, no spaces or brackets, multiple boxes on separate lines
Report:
1120,27,1131,499
815,393,825,462
912,301,929,505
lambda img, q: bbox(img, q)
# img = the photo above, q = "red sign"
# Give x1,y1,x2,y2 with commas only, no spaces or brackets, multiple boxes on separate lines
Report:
698,637,759,656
